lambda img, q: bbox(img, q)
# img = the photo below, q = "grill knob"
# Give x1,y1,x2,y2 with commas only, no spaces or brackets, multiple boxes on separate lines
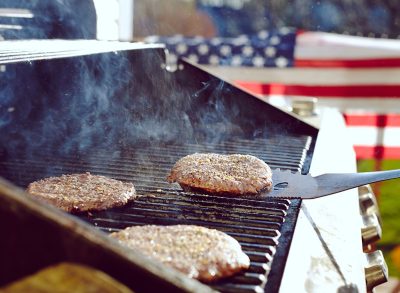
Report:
364,250,388,291
359,185,381,223
291,97,317,117
361,214,382,247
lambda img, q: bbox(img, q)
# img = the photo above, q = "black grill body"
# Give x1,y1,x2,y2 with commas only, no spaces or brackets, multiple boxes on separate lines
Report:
0,41,318,292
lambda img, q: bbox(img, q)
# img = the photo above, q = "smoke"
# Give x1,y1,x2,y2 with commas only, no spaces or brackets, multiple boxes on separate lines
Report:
0,67,17,128
0,43,301,186
0,47,200,169
194,80,245,144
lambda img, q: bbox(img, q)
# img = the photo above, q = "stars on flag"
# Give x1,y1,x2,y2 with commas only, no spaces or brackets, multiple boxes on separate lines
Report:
145,28,295,68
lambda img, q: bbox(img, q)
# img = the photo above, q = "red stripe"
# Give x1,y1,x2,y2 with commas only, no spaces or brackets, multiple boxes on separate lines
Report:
354,146,400,159
344,113,400,127
235,82,400,97
296,30,307,35
295,58,400,68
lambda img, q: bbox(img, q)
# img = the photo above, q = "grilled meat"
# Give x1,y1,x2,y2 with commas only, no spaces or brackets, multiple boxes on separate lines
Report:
110,225,250,282
26,172,137,212
167,153,273,195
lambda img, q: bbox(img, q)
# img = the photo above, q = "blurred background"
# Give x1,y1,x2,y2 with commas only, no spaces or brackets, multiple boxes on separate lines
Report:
1,0,399,290
131,0,400,39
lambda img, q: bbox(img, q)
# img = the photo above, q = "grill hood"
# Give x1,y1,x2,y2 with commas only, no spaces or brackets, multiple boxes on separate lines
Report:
0,40,319,292
0,40,317,158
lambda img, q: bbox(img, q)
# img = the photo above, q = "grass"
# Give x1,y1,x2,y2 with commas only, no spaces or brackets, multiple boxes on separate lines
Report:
357,159,400,278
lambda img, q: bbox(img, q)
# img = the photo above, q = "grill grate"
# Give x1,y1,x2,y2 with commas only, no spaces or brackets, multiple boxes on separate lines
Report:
0,135,310,292
84,190,301,293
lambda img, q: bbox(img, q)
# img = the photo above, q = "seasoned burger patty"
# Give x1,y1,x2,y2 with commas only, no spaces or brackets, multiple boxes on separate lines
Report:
110,225,250,282
167,153,273,195
26,172,137,212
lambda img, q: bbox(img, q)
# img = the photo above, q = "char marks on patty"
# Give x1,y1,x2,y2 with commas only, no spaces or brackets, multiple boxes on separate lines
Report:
110,225,250,282
167,153,273,196
26,172,137,212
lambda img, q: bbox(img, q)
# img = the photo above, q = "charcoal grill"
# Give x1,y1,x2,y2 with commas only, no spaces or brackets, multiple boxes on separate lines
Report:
0,40,367,292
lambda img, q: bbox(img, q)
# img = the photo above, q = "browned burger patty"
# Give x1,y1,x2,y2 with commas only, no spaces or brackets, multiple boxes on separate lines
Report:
26,172,137,212
167,153,273,196
110,225,250,282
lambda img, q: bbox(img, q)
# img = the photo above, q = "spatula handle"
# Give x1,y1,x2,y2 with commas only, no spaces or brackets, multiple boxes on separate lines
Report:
317,169,400,193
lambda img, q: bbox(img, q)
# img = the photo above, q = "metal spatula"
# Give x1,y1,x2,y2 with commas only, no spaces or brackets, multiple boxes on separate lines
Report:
265,169,400,199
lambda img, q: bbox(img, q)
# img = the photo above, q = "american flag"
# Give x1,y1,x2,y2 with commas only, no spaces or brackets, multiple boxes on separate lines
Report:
146,29,400,159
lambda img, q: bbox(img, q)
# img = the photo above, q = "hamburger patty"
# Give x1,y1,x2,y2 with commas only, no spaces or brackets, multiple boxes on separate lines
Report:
26,172,137,212
167,153,273,196
110,225,250,282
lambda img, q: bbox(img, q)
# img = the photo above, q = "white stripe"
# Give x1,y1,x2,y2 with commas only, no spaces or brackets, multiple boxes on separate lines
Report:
0,8,33,18
263,96,400,114
346,126,400,147
303,98,400,113
201,65,400,85
296,32,400,60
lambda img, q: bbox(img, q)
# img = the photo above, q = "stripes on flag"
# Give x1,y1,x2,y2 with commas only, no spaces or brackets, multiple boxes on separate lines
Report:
236,32,400,98
344,113,400,159
344,113,400,127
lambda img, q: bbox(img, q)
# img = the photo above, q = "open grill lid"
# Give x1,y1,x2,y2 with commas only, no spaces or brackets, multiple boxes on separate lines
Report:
0,40,318,292
0,40,317,153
